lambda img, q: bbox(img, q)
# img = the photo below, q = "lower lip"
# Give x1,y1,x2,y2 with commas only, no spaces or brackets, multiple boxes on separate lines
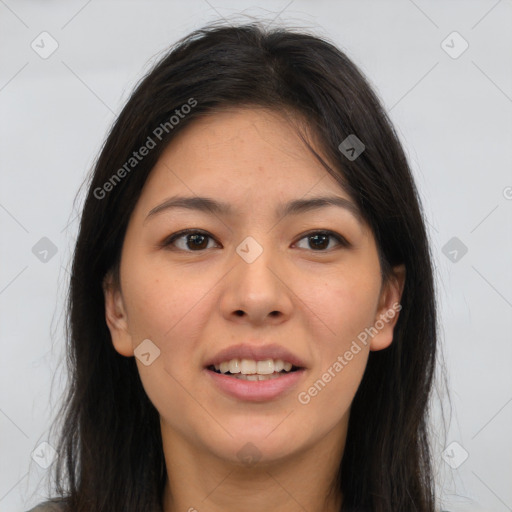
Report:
205,368,306,402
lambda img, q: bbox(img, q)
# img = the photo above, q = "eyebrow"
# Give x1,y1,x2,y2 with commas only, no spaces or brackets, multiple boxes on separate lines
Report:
144,195,364,225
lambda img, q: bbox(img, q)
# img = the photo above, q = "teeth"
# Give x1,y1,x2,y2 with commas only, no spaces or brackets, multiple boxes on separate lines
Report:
230,373,282,381
257,373,281,380
228,359,240,374
256,359,274,375
213,358,296,375
240,359,257,374
219,361,230,374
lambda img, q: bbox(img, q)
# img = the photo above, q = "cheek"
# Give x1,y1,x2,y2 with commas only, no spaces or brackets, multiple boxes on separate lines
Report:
122,261,218,369
296,272,375,418
123,267,219,430
123,260,197,334
295,265,380,417
297,348,369,430
295,264,381,349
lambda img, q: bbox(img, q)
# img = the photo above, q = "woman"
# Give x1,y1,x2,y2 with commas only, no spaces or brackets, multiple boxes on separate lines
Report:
29,20,440,512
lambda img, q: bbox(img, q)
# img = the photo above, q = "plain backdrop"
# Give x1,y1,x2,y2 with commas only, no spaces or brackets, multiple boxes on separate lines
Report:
1,1,511,511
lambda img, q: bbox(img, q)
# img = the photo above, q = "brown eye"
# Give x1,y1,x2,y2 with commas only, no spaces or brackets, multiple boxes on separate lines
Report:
163,230,220,251
294,231,349,251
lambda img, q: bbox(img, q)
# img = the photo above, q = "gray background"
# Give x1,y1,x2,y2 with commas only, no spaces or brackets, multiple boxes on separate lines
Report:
1,1,511,511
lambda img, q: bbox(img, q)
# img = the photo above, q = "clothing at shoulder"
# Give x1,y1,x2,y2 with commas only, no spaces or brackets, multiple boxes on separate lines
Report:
25,500,67,512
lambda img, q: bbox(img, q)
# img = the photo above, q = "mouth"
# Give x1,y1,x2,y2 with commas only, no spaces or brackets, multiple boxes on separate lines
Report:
203,344,308,401
206,360,302,381
204,358,306,402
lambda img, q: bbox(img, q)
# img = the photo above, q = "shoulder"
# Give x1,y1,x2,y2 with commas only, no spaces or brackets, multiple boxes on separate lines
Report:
25,500,67,512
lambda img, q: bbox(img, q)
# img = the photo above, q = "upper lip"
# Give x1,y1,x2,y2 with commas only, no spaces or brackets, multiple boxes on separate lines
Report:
204,343,307,369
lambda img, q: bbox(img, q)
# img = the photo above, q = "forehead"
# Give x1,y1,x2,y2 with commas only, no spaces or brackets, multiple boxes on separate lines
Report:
141,107,349,203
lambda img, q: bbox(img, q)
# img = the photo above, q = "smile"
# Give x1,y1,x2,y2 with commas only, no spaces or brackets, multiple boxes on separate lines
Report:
209,357,300,380
205,360,306,402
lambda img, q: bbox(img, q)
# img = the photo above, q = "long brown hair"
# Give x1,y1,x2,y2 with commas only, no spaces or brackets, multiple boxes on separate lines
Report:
43,20,441,511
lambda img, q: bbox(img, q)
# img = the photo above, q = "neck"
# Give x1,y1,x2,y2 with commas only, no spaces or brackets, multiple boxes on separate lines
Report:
161,418,347,512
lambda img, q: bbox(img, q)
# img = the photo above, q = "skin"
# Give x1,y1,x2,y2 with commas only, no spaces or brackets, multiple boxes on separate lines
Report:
103,107,405,512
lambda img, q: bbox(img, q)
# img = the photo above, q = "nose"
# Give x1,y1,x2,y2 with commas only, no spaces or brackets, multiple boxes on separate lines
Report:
219,241,293,326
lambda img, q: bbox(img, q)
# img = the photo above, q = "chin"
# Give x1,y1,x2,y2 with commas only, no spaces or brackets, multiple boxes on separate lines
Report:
202,424,303,467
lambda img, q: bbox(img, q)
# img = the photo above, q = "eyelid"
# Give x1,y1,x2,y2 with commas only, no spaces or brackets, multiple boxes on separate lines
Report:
161,228,350,252
160,229,221,250
292,229,350,249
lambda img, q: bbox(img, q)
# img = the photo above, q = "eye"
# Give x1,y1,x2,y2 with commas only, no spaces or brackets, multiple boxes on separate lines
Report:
162,229,221,251
293,230,349,251
161,229,349,252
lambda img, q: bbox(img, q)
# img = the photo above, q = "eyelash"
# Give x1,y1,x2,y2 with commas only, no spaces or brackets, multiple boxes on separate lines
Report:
161,229,350,252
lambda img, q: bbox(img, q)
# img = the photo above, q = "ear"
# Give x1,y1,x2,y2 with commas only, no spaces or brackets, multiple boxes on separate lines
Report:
102,271,134,357
369,264,406,352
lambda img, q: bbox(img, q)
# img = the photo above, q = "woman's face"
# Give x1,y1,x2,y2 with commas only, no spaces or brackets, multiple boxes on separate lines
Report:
104,107,404,467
